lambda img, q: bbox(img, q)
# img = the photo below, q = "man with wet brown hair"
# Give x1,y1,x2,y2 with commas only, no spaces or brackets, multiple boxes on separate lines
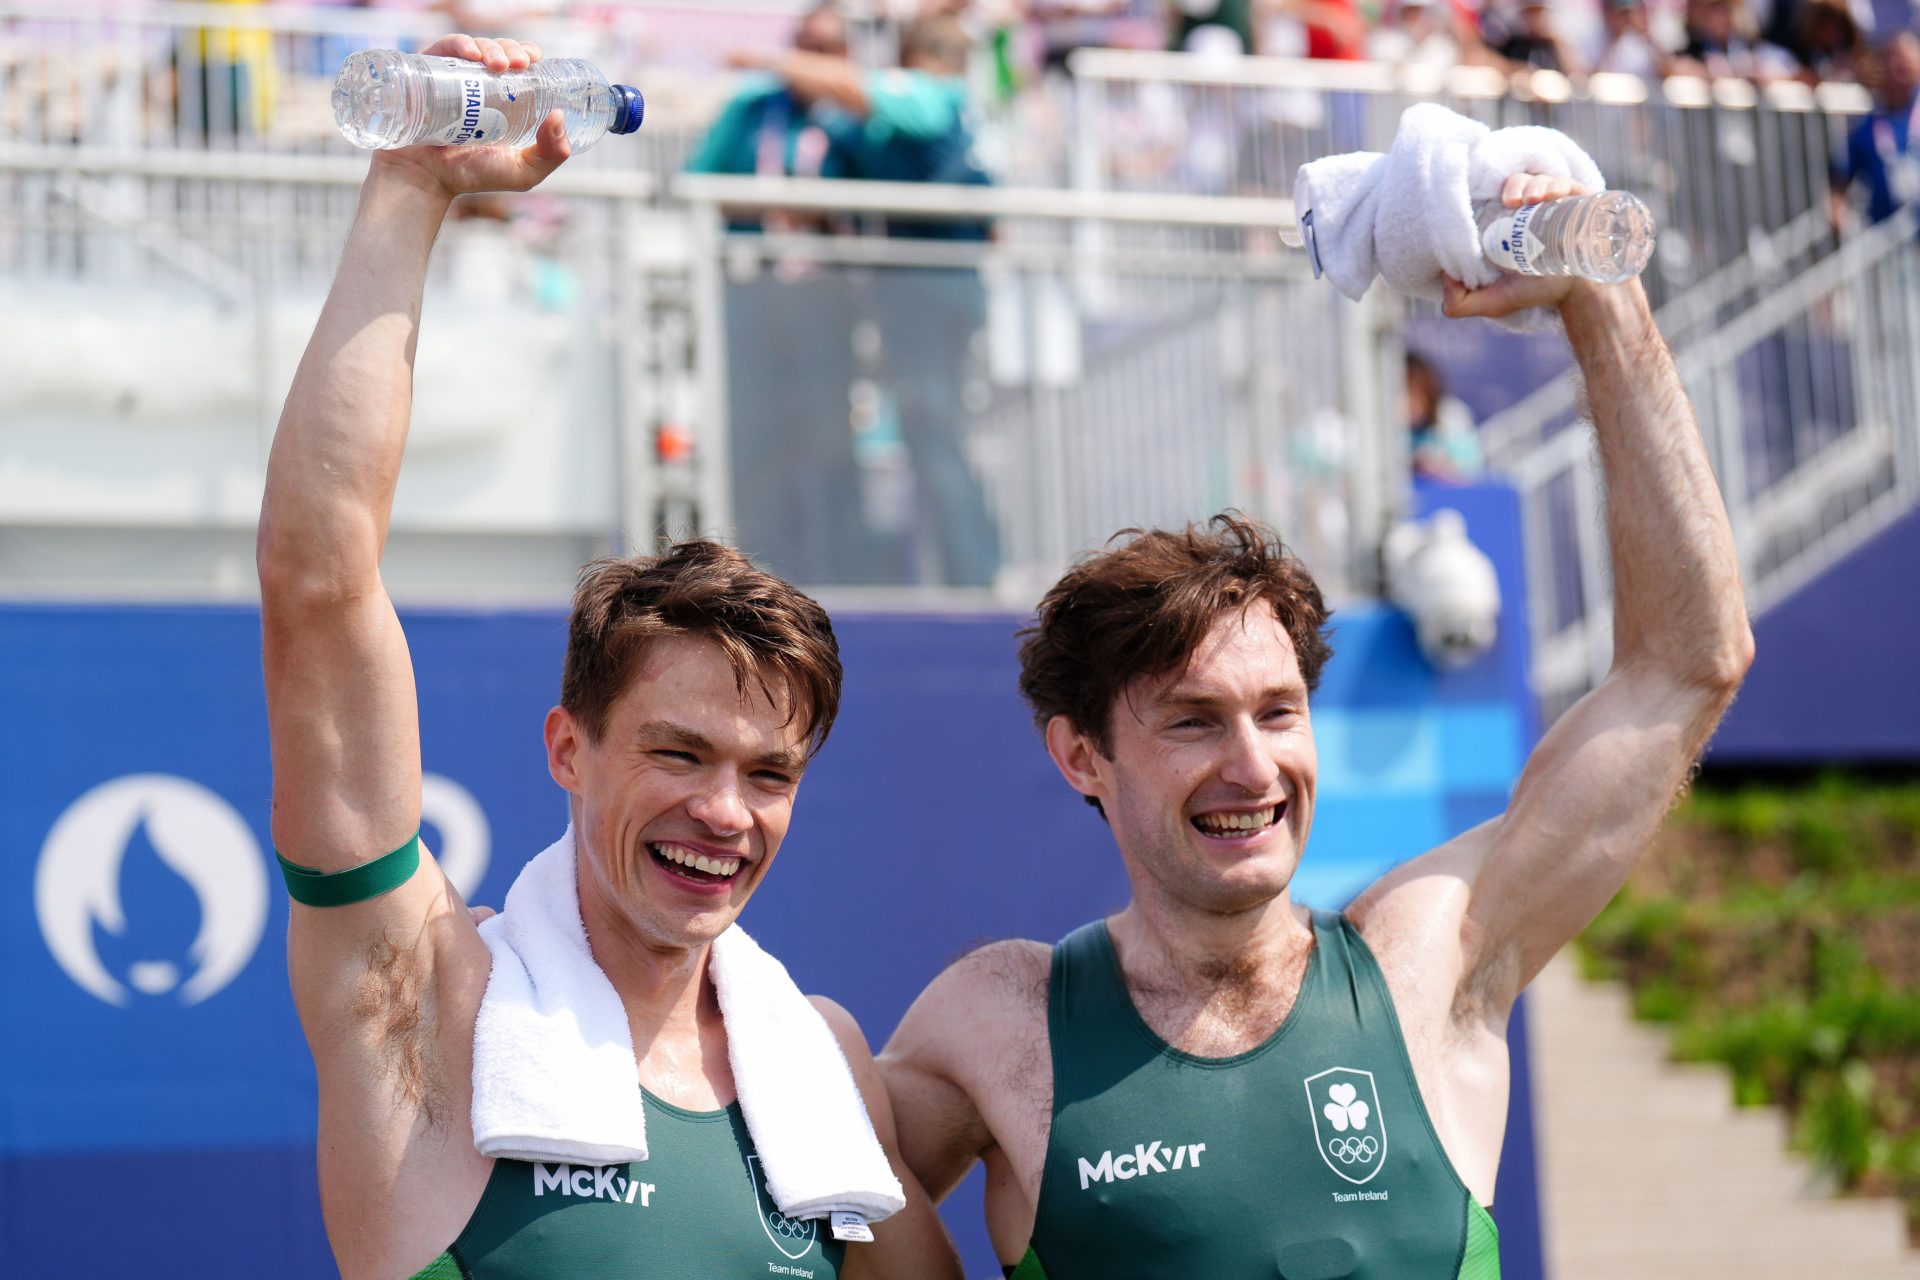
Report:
259,33,958,1280
880,172,1754,1279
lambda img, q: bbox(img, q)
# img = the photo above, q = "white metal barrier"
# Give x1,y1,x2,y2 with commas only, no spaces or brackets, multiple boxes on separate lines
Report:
1507,210,1920,719
0,143,677,602
674,173,1397,600
0,142,1398,605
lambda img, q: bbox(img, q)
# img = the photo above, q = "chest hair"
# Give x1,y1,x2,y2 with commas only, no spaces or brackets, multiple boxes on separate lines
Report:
1126,947,1313,1059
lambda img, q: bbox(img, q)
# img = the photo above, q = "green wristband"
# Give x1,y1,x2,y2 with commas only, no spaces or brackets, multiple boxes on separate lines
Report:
277,833,421,908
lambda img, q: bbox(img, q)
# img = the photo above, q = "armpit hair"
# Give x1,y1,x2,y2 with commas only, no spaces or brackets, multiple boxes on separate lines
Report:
351,931,445,1128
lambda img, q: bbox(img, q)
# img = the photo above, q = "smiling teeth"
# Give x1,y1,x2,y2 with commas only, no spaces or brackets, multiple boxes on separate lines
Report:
653,843,742,878
1195,807,1277,834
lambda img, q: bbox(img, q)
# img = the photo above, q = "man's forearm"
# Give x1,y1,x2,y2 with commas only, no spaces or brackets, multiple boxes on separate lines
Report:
777,51,870,117
1562,282,1752,687
259,165,454,588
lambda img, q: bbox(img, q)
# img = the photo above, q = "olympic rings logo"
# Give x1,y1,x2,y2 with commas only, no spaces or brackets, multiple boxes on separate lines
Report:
767,1211,812,1241
1326,1135,1379,1164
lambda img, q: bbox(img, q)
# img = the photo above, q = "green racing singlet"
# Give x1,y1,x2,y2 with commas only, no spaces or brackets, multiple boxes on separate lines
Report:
1009,911,1500,1280
409,1091,848,1280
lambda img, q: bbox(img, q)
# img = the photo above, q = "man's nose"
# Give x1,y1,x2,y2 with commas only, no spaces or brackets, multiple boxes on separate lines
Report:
1219,719,1281,793
687,774,751,835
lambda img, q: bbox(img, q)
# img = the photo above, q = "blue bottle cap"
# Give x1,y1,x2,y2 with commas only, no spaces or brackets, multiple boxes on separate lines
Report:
610,84,645,135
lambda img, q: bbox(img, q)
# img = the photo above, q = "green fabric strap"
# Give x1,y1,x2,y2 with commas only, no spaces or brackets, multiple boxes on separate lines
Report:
1457,1199,1502,1280
406,1251,467,1280
1006,1246,1048,1280
277,833,420,907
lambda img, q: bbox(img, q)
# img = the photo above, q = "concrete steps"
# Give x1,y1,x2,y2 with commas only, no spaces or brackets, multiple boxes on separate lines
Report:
1527,953,1920,1279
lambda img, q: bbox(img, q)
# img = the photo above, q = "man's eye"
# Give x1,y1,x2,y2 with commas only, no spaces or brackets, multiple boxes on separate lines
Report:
652,750,696,763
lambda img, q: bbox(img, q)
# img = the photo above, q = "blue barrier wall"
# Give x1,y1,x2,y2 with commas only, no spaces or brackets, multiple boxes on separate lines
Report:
1,487,1544,1278
1709,507,1920,764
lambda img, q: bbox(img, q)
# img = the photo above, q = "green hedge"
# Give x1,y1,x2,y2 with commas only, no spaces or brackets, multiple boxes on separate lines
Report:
1579,775,1920,1230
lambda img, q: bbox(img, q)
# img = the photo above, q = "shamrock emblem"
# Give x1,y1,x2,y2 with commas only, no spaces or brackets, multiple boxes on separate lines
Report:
1322,1081,1371,1132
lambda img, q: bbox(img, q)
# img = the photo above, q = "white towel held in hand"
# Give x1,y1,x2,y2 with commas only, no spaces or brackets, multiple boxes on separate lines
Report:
1293,103,1607,327
471,827,906,1224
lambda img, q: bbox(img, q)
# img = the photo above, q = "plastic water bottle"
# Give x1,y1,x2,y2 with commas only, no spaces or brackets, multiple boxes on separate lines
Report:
1477,191,1655,284
332,50,643,152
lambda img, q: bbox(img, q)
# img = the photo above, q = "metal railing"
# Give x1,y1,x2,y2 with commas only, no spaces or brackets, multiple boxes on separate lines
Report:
1508,210,1920,719
676,173,1395,600
0,147,1398,605
0,138,676,602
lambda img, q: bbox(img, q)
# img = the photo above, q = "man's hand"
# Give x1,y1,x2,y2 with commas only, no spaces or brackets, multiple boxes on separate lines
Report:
725,48,777,72
370,35,572,202
1441,172,1603,320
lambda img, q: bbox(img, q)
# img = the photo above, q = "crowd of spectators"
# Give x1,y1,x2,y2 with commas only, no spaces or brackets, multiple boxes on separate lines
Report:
284,0,1907,92
921,0,1908,90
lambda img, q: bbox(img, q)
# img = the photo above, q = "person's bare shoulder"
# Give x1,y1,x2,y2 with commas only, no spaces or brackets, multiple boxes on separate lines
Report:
895,939,1051,1111
810,993,868,1046
928,939,1050,1038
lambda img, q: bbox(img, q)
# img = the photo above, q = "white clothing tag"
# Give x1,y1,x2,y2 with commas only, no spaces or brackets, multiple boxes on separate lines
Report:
829,1211,874,1243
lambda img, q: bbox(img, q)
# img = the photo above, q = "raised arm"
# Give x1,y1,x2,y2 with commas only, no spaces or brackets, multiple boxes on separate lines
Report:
1358,173,1753,1022
730,48,871,117
258,34,568,1275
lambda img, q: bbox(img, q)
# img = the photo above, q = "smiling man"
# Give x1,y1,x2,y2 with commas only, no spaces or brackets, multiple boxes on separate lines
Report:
257,34,956,1280
879,173,1755,1278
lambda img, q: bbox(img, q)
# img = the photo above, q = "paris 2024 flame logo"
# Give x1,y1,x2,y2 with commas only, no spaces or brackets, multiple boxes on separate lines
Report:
34,774,268,1006
35,772,491,1007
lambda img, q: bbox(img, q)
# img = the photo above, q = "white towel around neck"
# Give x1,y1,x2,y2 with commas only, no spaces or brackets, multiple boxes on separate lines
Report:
470,827,906,1224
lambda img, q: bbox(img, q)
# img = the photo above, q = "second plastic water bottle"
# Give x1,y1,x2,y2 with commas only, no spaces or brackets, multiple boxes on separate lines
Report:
1477,191,1655,284
333,50,644,153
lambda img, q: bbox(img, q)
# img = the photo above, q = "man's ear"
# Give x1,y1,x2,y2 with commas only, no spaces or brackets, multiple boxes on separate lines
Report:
545,705,586,794
1044,714,1109,808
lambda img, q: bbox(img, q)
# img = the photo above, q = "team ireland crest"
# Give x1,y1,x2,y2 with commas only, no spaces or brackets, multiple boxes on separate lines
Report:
748,1155,819,1260
1305,1067,1387,1185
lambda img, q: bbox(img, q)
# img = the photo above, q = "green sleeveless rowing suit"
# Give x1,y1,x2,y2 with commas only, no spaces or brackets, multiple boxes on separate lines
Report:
1009,912,1500,1280
409,1091,848,1279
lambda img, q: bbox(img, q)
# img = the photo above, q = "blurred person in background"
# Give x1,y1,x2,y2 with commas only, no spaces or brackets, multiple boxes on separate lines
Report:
1830,29,1920,228
1168,0,1260,54
1482,0,1588,75
689,4,871,585
1405,351,1486,484
1370,0,1509,68
1589,0,1676,78
690,3,856,200
721,13,1002,586
1368,0,1476,67
1752,0,1875,73
1030,0,1137,73
1242,0,1370,59
1793,0,1870,81
1672,0,1798,79
774,14,1002,585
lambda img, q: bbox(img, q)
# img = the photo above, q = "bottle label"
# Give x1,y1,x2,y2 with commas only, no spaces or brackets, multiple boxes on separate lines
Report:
1483,202,1546,276
431,63,507,145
